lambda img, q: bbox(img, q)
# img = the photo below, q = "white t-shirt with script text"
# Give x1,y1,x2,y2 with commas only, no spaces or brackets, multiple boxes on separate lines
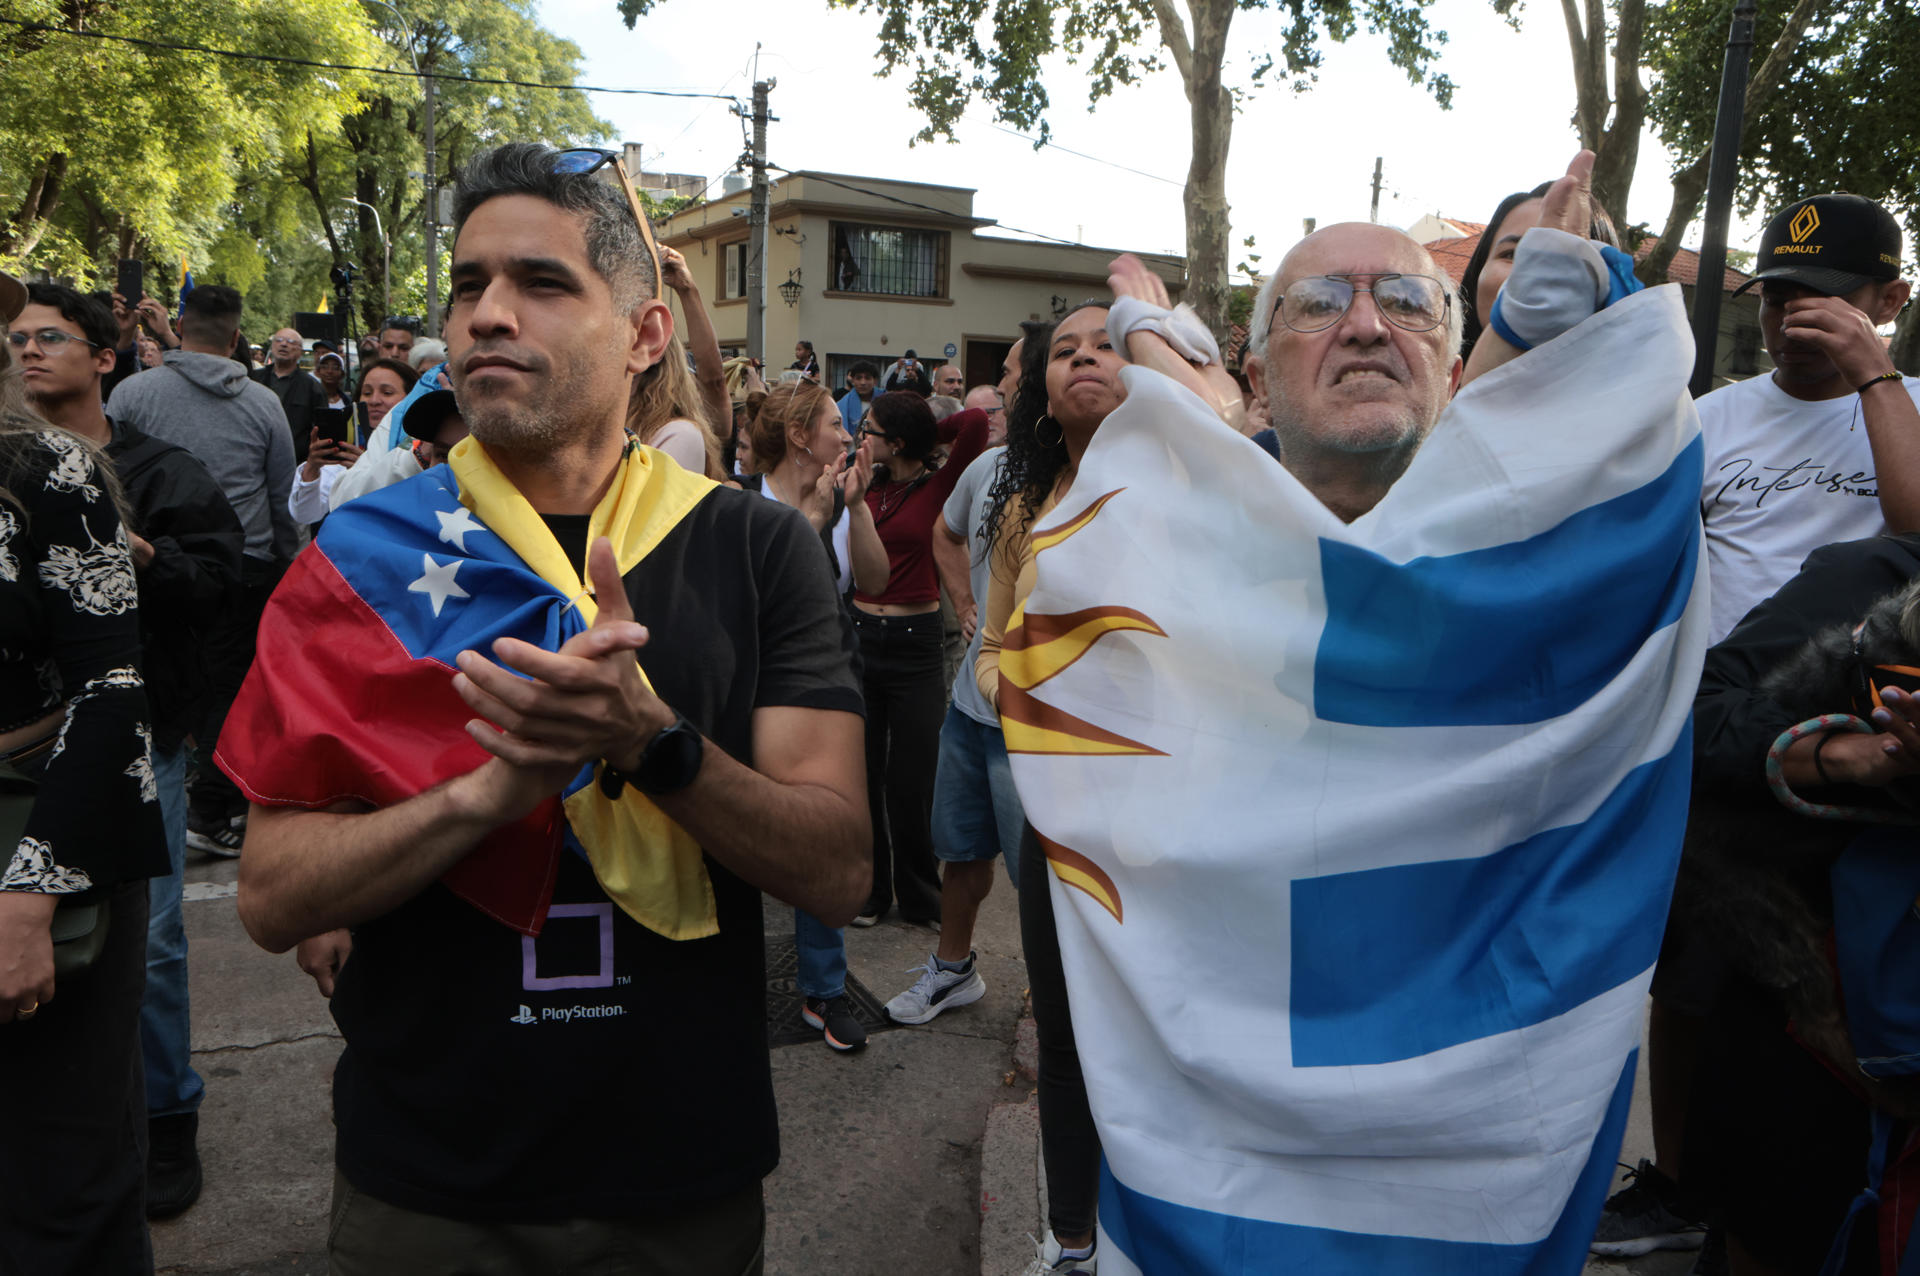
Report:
1699,370,1920,642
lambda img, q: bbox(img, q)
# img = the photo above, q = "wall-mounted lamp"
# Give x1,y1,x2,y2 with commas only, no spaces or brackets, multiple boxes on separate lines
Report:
778,269,803,308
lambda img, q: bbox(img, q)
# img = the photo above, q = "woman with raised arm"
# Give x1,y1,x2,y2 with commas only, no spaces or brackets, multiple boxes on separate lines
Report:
657,245,733,471
972,303,1127,1276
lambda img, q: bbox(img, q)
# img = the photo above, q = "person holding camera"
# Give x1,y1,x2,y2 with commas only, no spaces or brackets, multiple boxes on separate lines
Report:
883,349,933,397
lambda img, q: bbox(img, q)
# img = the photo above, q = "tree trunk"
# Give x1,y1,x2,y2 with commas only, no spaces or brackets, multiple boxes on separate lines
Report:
1635,0,1823,285
1639,155,1710,284
299,129,345,265
1892,303,1920,376
1170,0,1235,344
2,153,67,258
1591,0,1646,232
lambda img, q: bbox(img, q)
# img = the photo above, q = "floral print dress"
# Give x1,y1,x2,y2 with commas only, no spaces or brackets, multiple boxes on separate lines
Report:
0,429,167,896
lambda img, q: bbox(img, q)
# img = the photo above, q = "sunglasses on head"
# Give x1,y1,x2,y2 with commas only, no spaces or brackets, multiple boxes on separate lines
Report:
551,148,663,295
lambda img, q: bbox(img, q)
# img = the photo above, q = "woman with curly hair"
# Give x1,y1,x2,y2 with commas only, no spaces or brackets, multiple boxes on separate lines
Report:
974,300,1125,1275
0,270,169,1271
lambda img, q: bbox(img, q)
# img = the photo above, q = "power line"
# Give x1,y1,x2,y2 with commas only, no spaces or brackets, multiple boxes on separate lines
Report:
0,18,740,100
987,124,1184,188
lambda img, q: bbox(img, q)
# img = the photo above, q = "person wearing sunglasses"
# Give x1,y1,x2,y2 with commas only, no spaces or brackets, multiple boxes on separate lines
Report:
223,143,866,1275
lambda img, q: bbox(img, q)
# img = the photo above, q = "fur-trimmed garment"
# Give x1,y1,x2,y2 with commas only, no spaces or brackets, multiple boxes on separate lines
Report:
1689,532,1920,1118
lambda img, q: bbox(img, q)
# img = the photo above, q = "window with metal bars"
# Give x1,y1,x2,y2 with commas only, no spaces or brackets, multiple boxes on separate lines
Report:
830,222,947,298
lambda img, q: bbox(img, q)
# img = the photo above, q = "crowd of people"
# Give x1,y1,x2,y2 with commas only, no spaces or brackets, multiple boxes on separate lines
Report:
0,135,1916,1276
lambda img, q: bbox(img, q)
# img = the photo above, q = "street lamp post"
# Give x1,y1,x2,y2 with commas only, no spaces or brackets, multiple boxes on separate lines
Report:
344,197,390,319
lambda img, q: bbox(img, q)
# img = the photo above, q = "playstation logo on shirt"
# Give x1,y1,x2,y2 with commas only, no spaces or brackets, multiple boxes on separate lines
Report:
510,1004,537,1025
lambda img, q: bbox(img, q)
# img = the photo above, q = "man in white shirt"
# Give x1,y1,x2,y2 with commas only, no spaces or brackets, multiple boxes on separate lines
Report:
1698,193,1918,643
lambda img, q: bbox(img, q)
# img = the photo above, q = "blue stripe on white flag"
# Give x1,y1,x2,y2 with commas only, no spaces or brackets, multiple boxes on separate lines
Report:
1314,435,1701,728
1287,724,1688,1067
1099,1051,1637,1275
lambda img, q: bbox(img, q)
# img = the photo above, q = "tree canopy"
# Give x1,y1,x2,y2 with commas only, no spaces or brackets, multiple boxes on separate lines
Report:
0,0,605,342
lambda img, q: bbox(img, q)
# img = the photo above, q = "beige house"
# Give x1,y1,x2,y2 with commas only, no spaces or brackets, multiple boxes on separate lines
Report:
654,170,1185,391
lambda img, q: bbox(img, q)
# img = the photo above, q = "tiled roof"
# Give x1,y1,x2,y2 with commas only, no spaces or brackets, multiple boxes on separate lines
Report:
1418,226,1752,293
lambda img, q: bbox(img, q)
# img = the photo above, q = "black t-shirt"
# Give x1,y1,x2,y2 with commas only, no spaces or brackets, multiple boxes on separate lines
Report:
329,485,863,1222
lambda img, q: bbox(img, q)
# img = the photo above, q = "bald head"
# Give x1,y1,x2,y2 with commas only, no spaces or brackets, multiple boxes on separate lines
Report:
1243,221,1464,521
268,328,304,372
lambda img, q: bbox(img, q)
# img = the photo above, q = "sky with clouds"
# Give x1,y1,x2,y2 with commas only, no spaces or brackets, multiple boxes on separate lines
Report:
535,0,1773,277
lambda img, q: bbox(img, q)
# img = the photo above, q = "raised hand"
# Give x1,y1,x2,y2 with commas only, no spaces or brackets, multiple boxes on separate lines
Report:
839,437,874,506
1108,252,1172,308
1539,150,1597,239
659,245,696,295
799,453,842,532
1783,296,1900,387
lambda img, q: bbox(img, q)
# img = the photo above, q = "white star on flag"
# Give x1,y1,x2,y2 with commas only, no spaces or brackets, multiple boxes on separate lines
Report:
408,553,470,617
435,506,482,552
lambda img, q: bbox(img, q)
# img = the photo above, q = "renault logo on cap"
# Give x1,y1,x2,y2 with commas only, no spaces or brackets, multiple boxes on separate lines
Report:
1790,205,1821,244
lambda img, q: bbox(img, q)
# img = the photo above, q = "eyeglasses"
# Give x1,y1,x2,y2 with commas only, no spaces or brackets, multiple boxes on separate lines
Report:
6,328,105,352
551,148,663,297
858,427,892,441
1275,274,1451,334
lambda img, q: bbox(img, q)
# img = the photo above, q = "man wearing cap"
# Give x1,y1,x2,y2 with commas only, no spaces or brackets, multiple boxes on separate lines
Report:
252,328,324,463
1592,195,1920,1262
1698,192,1919,644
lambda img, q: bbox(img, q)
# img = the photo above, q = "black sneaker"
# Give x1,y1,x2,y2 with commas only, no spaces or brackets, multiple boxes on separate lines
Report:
1590,1159,1707,1256
185,811,242,859
146,1111,203,1219
801,996,869,1052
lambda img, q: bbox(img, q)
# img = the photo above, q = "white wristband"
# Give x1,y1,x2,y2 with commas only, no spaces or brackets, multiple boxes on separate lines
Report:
1108,296,1222,367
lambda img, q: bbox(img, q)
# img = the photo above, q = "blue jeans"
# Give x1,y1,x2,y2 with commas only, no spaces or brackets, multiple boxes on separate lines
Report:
793,910,846,1001
929,704,1024,885
142,742,204,1117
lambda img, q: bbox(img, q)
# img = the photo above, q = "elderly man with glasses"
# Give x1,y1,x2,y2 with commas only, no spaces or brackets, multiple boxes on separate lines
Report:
221,143,867,1275
250,327,324,462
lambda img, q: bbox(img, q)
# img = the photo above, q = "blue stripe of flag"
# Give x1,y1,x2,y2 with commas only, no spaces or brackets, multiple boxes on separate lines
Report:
321,468,573,666
1313,435,1701,728
1099,1050,1636,1274
1288,726,1687,1067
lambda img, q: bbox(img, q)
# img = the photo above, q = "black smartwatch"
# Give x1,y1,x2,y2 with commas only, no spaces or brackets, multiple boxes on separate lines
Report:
599,712,704,798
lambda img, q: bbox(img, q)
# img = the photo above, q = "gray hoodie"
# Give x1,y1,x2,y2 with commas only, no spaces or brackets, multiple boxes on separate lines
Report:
108,351,297,566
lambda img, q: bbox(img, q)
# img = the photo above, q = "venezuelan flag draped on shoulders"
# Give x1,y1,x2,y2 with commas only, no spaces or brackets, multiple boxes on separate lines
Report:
216,436,721,940
1005,283,1708,1274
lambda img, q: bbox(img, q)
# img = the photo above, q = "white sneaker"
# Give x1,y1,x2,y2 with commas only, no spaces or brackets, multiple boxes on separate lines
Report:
883,952,985,1024
1022,1231,1097,1275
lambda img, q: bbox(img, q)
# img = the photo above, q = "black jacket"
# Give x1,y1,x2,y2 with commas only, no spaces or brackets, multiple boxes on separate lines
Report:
107,420,246,748
1694,532,1920,800
251,365,322,462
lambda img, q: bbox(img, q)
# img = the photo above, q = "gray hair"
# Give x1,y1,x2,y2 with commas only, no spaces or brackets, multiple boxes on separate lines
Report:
452,143,656,313
406,337,446,371
926,394,964,423
1248,254,1465,361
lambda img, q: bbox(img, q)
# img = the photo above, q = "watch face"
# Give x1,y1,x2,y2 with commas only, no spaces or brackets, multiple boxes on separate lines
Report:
639,719,704,795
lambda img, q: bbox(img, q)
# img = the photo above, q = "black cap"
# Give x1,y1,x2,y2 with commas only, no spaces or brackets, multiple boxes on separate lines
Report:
1735,193,1903,297
401,389,462,443
903,348,917,359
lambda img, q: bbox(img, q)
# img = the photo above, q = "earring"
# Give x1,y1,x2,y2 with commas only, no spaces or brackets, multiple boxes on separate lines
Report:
1035,414,1063,448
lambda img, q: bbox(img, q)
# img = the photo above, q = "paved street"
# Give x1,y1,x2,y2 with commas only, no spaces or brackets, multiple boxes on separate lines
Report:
152,849,1696,1276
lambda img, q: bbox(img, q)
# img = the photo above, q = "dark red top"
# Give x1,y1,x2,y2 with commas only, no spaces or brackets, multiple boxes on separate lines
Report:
856,408,991,606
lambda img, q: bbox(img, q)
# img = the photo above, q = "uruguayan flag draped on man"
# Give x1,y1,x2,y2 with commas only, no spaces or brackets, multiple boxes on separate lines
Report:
1002,284,1707,1273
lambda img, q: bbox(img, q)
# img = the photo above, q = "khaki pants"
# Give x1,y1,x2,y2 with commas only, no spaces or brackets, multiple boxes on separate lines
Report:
328,1171,765,1276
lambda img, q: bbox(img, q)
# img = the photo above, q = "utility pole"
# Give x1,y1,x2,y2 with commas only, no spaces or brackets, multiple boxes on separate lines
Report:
745,78,774,365
1370,158,1383,224
423,39,440,339
1688,0,1759,398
